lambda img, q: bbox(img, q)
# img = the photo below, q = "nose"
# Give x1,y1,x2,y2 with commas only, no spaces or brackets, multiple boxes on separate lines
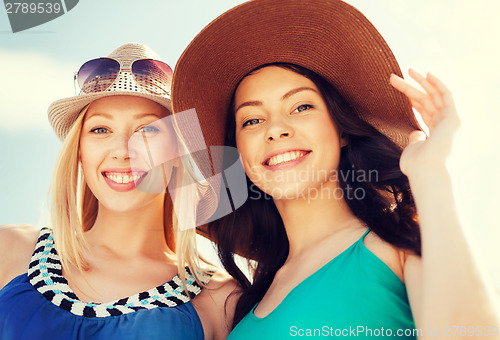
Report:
109,134,136,160
265,116,294,142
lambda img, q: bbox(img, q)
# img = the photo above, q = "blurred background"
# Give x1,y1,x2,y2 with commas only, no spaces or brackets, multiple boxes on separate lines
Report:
1,0,499,292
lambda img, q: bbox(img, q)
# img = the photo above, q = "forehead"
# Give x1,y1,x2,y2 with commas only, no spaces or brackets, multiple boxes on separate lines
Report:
235,66,318,98
84,95,169,120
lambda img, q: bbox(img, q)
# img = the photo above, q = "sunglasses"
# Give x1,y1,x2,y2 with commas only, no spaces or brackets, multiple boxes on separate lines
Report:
73,57,173,96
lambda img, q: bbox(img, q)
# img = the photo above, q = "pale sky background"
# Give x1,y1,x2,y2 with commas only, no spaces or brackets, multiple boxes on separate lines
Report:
0,0,499,292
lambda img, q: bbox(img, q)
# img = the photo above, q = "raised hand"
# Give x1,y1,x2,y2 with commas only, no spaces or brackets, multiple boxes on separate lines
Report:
390,69,460,178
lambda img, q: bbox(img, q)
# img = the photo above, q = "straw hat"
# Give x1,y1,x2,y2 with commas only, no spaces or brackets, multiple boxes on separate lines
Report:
172,0,421,151
48,43,173,140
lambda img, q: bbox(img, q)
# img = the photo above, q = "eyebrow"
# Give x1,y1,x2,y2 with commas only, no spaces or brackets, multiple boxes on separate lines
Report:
235,87,319,113
85,112,163,120
234,100,262,114
281,87,318,101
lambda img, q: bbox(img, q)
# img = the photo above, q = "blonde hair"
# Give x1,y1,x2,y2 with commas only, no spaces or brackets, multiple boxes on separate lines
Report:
49,104,214,293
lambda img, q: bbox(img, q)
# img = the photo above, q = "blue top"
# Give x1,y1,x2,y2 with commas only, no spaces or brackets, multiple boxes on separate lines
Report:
0,228,210,340
228,229,417,339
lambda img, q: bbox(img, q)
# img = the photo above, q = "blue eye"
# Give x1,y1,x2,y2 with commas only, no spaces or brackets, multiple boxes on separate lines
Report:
90,127,109,134
294,104,313,113
242,118,263,127
138,125,160,134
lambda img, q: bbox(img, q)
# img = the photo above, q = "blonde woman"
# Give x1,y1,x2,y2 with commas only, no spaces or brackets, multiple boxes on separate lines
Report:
0,43,236,340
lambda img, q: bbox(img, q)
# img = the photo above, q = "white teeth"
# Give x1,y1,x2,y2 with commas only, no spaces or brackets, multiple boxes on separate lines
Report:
267,151,306,166
105,172,143,184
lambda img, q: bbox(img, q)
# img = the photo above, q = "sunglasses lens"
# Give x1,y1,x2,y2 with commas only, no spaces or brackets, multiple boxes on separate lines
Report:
132,60,173,95
77,58,120,93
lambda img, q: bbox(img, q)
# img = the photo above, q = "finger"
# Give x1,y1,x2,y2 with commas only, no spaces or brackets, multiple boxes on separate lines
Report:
412,95,438,121
390,74,427,102
409,68,444,109
392,73,439,120
409,106,430,135
409,99,433,123
427,73,460,128
426,72,450,93
391,74,440,128
408,130,427,145
427,72,454,107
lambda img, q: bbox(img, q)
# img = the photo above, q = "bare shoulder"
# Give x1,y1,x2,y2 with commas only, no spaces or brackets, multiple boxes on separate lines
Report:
363,230,410,283
0,224,40,289
192,269,242,340
0,224,40,248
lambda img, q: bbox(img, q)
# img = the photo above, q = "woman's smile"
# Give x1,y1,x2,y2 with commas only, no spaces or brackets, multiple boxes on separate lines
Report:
79,95,177,211
234,66,343,199
101,168,148,191
263,149,312,170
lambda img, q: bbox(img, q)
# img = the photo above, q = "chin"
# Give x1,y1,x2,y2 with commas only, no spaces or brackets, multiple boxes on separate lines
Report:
262,178,342,202
259,182,309,200
100,202,140,214
99,195,162,214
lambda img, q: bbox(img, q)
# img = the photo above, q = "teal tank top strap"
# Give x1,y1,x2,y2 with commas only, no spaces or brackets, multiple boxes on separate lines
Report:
360,227,371,239
355,227,405,287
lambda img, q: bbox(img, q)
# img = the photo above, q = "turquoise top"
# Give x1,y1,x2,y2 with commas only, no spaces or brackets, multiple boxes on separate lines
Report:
228,229,417,339
0,227,209,340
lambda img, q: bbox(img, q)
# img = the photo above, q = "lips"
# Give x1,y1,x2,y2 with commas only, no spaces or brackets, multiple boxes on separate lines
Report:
101,169,148,191
263,150,311,166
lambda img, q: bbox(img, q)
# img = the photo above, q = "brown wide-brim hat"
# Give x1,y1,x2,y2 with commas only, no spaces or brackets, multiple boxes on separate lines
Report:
172,0,421,153
48,43,173,141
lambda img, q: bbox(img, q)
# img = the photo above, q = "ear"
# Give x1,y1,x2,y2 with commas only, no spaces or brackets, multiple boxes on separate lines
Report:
340,133,348,148
171,142,182,168
172,155,181,168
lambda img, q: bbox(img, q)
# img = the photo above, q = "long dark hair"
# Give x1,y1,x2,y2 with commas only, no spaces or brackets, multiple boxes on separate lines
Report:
209,63,421,328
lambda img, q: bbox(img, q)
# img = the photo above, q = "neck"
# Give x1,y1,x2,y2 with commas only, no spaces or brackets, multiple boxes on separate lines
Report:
85,195,172,259
274,181,360,259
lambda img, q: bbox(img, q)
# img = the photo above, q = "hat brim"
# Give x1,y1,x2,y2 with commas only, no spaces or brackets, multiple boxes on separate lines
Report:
48,91,172,141
172,0,421,150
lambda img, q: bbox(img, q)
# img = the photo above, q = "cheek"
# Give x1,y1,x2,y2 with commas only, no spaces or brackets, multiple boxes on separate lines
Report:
235,133,255,172
79,142,92,172
79,138,105,181
320,133,343,173
147,137,178,167
313,116,341,148
129,131,178,170
79,150,98,185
